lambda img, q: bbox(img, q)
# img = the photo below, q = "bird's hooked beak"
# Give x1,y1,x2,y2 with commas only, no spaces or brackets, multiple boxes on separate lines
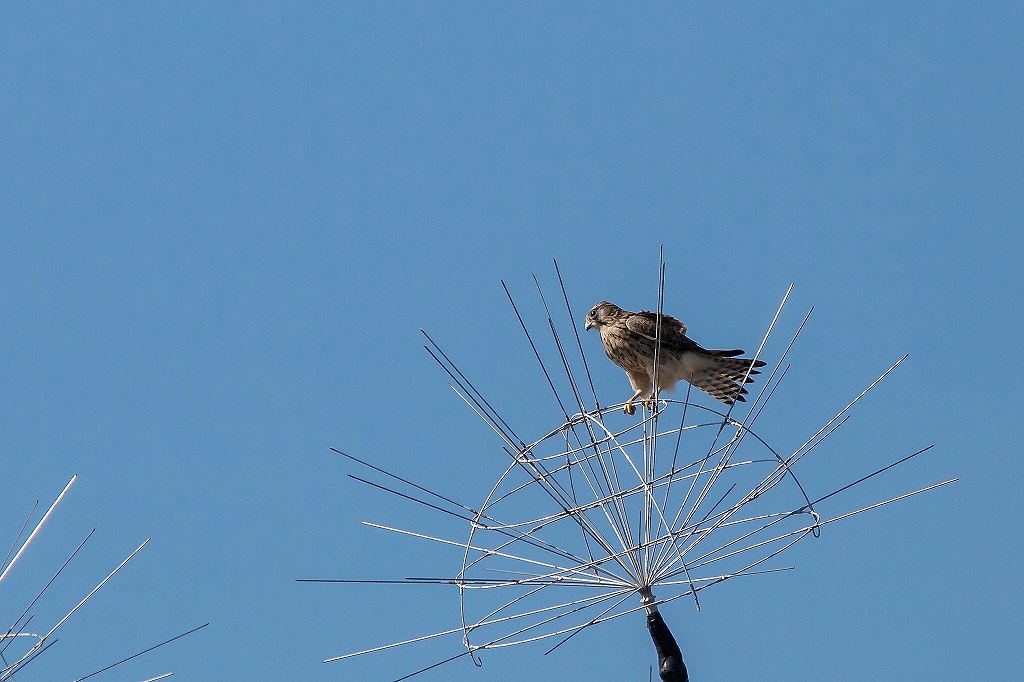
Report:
584,318,594,331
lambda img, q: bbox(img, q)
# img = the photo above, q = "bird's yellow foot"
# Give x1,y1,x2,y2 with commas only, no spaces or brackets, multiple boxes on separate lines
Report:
642,396,659,412
623,402,636,416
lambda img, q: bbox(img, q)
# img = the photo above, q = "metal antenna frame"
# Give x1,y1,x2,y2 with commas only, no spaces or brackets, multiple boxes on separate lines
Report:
0,475,208,681
309,259,956,681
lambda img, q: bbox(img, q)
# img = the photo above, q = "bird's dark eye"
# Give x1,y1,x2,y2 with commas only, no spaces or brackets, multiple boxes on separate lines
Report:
588,310,596,318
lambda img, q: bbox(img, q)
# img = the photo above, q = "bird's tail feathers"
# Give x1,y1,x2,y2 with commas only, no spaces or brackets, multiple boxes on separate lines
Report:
709,349,767,367
697,354,770,405
710,355,767,374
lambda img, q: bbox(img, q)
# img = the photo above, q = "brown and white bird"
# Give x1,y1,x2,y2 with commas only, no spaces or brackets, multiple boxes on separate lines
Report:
584,301,767,415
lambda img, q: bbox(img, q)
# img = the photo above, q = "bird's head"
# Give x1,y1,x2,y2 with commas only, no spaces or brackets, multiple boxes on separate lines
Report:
584,301,621,331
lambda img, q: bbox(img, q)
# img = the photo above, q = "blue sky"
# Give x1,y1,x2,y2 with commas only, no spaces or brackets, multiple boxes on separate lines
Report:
2,2,1021,680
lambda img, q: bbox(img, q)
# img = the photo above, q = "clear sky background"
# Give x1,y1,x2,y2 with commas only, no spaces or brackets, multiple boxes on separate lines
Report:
2,2,1021,680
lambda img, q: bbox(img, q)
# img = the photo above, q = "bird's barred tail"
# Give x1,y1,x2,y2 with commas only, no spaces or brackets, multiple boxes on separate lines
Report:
696,351,768,405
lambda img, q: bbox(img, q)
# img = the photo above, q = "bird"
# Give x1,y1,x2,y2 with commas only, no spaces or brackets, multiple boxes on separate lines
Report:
584,301,767,415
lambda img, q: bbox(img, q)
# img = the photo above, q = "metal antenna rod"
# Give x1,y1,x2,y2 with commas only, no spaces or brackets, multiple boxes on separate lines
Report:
0,474,77,586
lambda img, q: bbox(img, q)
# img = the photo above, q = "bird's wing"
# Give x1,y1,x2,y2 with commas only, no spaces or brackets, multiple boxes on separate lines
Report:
626,311,698,353
627,310,687,338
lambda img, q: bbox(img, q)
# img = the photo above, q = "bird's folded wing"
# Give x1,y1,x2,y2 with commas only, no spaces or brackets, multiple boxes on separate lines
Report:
626,311,699,354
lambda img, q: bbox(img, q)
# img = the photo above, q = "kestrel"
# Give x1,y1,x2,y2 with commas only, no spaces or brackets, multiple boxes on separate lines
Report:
584,301,767,415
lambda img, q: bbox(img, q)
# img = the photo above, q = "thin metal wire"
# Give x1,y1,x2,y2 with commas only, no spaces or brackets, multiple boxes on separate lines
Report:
552,259,601,413
0,475,77,587
0,500,38,581
73,623,209,682
501,279,572,424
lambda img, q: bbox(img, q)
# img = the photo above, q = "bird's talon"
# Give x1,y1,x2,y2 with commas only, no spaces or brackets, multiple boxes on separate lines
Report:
623,402,636,416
